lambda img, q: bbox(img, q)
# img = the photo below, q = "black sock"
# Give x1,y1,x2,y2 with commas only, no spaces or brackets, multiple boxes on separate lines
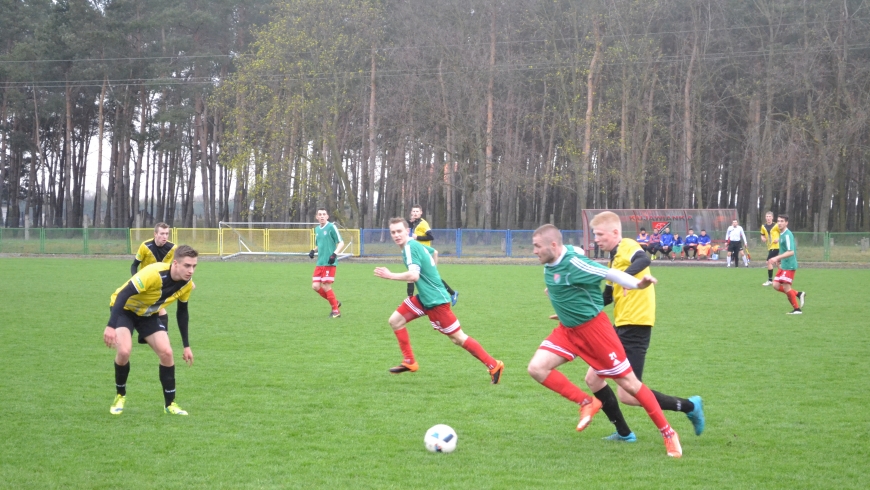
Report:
652,390,694,413
442,280,455,295
159,314,170,329
594,386,632,436
159,364,176,407
115,362,130,396
768,269,773,280
407,282,415,297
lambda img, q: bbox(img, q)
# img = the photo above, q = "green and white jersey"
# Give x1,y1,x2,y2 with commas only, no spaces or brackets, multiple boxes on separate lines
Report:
403,240,450,309
778,228,798,270
544,245,609,327
315,222,343,266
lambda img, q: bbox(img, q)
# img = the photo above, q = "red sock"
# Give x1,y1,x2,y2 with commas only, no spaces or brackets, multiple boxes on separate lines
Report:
633,383,672,433
460,337,497,369
394,327,414,364
541,370,591,405
316,287,328,299
325,289,339,310
786,289,800,309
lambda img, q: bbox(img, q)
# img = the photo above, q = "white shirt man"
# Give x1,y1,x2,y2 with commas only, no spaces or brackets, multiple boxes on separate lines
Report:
724,220,748,268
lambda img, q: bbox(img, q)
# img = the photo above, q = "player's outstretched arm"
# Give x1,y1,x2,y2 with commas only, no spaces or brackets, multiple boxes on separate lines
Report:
605,268,657,290
374,267,420,283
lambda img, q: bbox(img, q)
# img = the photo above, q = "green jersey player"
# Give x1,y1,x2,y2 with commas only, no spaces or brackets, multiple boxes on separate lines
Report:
527,224,682,458
373,217,504,383
767,214,805,314
309,208,344,318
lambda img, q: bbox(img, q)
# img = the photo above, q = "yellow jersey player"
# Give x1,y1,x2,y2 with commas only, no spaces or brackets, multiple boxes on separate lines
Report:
585,211,704,443
131,222,177,334
104,245,198,416
760,211,781,286
407,204,458,305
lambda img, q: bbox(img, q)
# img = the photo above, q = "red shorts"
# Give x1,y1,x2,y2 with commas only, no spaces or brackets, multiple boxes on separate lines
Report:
540,311,633,379
774,269,795,284
396,296,461,335
312,266,337,283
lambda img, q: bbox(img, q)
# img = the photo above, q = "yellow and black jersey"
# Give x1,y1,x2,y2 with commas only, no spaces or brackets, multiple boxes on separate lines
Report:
608,238,655,327
111,262,193,317
760,223,780,251
410,218,433,247
135,239,177,269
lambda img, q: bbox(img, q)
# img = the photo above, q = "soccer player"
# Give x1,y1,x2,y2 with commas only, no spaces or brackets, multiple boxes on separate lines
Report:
760,211,780,286
527,224,682,458
683,228,699,259
131,222,177,333
586,211,704,443
635,228,650,253
374,217,504,383
408,204,458,306
697,230,712,259
660,227,675,260
768,214,806,314
103,245,198,416
725,219,748,267
309,208,344,318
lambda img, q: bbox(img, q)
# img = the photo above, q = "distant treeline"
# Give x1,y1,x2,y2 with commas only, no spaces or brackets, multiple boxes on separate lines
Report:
2,0,869,233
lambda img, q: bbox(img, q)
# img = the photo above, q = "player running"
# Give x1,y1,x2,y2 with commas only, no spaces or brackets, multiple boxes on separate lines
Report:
527,224,682,458
104,245,199,416
309,208,344,318
131,222,178,334
408,204,458,306
374,217,504,383
768,214,806,314
586,211,704,443
760,211,780,286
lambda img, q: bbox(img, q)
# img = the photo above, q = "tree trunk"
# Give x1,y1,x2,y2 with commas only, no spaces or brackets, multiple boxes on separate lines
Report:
484,4,496,230
577,19,601,229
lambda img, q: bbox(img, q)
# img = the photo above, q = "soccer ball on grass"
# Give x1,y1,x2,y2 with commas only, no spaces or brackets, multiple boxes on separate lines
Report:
424,424,458,453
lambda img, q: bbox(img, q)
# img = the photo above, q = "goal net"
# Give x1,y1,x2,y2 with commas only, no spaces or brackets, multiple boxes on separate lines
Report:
218,221,361,260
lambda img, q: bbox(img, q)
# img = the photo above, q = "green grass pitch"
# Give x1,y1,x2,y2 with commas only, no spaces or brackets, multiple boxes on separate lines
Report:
1,258,868,489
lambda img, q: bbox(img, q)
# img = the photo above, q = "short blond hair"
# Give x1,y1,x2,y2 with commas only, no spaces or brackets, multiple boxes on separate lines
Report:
154,222,170,233
589,211,621,230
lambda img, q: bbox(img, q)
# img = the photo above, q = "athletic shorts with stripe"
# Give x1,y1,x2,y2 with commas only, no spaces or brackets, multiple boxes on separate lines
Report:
396,295,461,335
312,266,337,283
539,311,634,379
774,269,795,284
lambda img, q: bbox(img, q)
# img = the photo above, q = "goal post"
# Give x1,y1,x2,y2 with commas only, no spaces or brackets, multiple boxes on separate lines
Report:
218,221,360,260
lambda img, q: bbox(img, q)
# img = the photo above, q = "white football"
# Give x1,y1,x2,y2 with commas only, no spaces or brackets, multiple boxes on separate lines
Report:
424,424,458,453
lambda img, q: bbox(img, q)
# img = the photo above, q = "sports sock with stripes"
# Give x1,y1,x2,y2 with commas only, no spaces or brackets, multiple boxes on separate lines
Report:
652,390,694,413
393,327,415,364
159,364,176,407
325,289,339,310
115,362,130,396
460,337,496,370
594,385,632,436
541,370,590,405
786,289,800,309
633,383,670,431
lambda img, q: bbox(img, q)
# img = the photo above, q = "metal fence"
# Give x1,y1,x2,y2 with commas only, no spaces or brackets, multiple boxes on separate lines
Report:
1,228,868,263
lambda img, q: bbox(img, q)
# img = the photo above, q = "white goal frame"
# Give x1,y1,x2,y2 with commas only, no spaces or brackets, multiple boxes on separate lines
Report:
218,221,356,261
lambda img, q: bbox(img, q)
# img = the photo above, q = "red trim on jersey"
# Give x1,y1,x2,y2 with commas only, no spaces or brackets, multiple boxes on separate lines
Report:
539,312,633,379
774,269,795,284
396,296,461,335
312,266,337,283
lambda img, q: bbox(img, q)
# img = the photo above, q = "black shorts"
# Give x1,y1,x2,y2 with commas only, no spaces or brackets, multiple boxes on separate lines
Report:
728,241,742,253
615,325,652,381
767,250,778,261
108,309,167,344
